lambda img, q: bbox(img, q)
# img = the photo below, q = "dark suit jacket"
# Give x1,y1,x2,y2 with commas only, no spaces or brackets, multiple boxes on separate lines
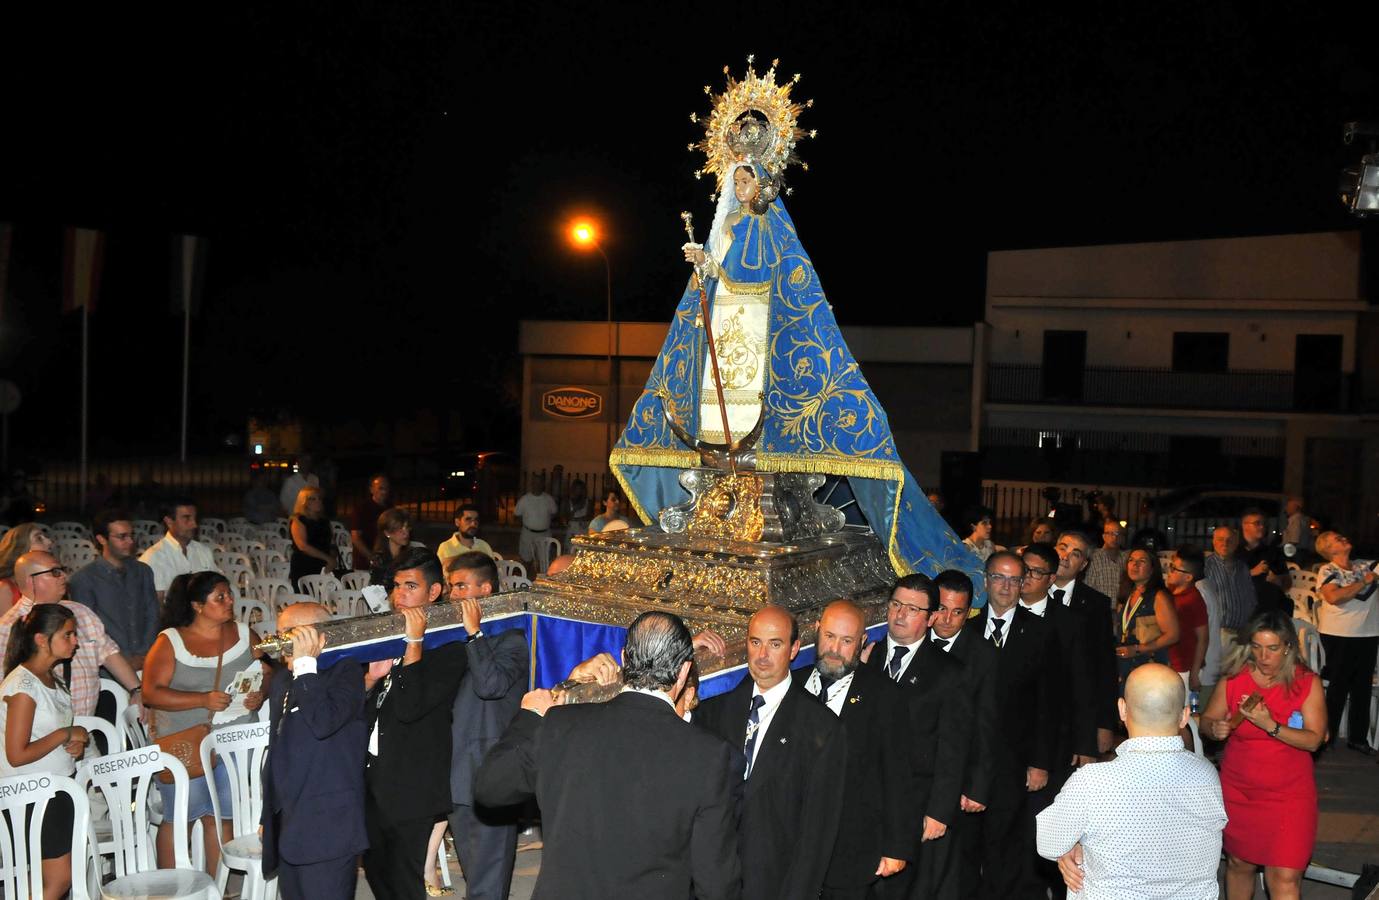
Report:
365,639,468,825
261,660,369,871
792,665,912,888
695,678,847,900
1031,596,1098,764
971,607,1058,807
863,637,970,832
1063,579,1118,733
941,626,999,808
450,629,528,808
474,691,742,900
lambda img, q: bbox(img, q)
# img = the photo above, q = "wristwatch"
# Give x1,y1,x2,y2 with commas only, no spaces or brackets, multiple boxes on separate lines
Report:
1268,721,1283,737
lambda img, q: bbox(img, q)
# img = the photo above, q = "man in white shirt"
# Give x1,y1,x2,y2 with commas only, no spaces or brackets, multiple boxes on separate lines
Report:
513,475,559,571
437,502,499,565
279,454,320,516
1037,663,1226,899
138,497,221,601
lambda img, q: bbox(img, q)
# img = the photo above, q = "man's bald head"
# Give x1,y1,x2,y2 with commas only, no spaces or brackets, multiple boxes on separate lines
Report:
546,554,576,576
1121,663,1188,736
750,604,799,644
16,551,63,603
277,601,331,633
819,600,865,640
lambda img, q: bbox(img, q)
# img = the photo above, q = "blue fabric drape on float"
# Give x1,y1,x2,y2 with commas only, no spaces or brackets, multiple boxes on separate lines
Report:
609,183,985,601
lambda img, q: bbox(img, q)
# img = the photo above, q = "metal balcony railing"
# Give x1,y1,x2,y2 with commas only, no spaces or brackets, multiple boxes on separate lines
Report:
986,365,1351,412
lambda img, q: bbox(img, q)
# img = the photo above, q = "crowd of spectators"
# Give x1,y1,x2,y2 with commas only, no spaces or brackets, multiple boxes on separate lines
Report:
0,474,1372,899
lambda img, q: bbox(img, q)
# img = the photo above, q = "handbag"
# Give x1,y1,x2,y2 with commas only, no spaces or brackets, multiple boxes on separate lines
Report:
152,631,225,784
1133,617,1163,645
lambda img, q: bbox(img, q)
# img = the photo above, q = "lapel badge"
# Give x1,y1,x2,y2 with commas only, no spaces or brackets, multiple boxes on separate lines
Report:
908,676,917,685
848,695,859,704
779,737,788,744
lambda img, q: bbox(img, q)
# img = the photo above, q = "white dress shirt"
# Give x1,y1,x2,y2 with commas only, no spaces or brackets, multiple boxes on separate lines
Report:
1020,596,1050,618
984,605,1016,643
137,533,221,593
804,668,854,716
746,676,792,773
1036,735,1226,899
882,634,926,681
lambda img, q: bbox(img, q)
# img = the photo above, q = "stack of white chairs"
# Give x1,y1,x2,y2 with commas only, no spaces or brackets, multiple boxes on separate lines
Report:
1289,570,1319,625
218,534,250,556
333,588,369,618
264,560,291,581
199,723,276,900
199,518,227,539
78,749,220,899
133,521,163,555
250,547,288,579
224,519,256,538
330,521,353,569
340,570,371,592
250,578,294,619
98,678,132,754
235,595,270,627
0,772,90,899
60,538,101,573
51,520,91,541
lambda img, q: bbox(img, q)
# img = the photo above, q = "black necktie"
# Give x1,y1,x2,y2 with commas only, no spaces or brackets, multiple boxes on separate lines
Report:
743,694,766,778
989,618,1005,648
931,637,949,651
1051,588,1066,606
888,645,908,681
817,674,836,701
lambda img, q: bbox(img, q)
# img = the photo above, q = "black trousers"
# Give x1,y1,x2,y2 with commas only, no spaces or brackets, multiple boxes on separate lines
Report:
363,791,435,900
1321,633,1379,745
447,802,518,900
277,852,358,900
958,793,1039,899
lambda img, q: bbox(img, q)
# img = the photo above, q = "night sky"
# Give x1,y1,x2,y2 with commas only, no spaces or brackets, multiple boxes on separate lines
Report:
2,3,1376,461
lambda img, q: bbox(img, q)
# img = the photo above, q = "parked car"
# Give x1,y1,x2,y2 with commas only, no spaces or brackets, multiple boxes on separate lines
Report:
1142,489,1287,546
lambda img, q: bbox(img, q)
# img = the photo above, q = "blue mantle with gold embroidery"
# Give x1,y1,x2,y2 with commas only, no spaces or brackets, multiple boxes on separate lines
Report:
609,193,984,599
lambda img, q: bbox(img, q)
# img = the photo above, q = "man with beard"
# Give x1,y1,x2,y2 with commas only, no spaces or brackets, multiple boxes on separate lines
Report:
695,605,847,900
793,600,911,899
438,502,498,564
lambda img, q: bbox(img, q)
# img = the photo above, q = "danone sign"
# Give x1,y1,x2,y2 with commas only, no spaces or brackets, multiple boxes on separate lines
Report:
542,387,603,420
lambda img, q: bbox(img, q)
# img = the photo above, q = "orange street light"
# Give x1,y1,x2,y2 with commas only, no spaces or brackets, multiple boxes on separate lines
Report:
570,220,598,247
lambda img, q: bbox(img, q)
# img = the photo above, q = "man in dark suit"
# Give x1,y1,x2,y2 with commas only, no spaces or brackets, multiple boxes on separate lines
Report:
444,551,528,900
695,604,848,900
1019,542,1096,899
1051,531,1119,756
794,600,911,900
362,547,469,900
961,552,1058,899
261,601,369,900
928,570,999,899
474,610,742,900
861,574,972,900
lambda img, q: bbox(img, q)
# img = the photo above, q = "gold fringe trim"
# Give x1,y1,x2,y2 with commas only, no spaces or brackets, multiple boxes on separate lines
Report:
754,452,905,481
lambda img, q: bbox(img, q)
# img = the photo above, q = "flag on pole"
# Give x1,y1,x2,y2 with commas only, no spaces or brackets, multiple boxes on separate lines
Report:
170,234,208,315
61,227,104,314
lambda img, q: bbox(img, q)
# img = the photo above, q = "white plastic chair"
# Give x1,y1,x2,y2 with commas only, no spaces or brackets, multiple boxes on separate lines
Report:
99,678,131,753
250,548,287,580
62,539,100,572
340,570,371,592
51,520,90,539
199,723,275,900
250,578,294,618
500,574,532,592
75,714,121,886
78,749,219,899
298,573,339,611
497,559,528,582
1295,619,1325,675
333,588,368,619
265,560,291,581
537,536,562,573
235,596,270,627
0,772,90,900
199,518,227,536
121,705,150,751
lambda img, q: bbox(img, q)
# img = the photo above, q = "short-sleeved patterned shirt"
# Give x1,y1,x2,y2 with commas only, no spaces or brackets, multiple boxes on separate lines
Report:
0,597,122,717
1036,735,1227,899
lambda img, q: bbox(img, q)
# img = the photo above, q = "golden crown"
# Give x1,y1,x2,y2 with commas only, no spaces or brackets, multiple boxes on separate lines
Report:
689,55,815,199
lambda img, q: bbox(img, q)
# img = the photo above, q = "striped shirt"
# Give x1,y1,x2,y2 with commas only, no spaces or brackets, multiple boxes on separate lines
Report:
1204,554,1256,629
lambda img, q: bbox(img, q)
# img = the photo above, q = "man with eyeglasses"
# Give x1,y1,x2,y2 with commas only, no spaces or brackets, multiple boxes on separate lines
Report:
1049,532,1118,758
1019,542,1097,900
962,551,1057,899
0,550,142,718
860,574,970,900
1162,547,1210,700
1084,520,1126,600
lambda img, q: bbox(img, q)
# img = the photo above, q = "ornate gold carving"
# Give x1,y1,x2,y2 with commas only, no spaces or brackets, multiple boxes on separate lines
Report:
686,473,765,542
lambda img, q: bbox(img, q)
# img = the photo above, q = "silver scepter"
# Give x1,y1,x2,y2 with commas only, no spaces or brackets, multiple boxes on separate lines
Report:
254,594,526,661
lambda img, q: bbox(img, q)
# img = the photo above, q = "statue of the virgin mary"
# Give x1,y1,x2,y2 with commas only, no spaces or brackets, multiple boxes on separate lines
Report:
610,58,983,591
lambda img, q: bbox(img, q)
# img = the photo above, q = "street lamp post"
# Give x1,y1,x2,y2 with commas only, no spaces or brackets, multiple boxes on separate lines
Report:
570,221,616,461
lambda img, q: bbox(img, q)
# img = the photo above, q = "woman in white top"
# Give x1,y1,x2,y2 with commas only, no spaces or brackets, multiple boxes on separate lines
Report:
1314,531,1379,754
1,603,86,899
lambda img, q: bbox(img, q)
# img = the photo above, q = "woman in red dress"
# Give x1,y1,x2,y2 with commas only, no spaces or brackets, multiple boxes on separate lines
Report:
1202,609,1327,900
